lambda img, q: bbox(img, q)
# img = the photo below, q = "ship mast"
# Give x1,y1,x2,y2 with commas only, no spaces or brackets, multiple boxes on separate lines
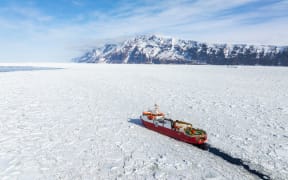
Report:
154,104,159,114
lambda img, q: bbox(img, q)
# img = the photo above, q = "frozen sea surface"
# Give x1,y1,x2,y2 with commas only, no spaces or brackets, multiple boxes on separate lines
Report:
0,63,287,179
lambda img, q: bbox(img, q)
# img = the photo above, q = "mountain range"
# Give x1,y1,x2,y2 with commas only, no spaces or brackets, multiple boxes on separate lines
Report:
74,35,288,66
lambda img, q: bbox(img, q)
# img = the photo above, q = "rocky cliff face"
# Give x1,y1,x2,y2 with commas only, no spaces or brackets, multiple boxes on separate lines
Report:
74,35,288,66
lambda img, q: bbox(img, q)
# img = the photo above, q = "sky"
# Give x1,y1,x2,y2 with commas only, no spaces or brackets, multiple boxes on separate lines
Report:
0,0,287,62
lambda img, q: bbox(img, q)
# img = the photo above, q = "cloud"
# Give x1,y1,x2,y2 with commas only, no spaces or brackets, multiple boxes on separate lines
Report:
0,0,287,62
72,0,288,44
71,0,84,7
0,5,53,23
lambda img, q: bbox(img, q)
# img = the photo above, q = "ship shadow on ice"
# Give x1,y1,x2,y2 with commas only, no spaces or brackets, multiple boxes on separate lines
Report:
0,66,63,73
128,118,144,127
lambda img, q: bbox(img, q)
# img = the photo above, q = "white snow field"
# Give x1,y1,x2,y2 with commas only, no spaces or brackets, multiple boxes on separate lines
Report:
0,63,287,180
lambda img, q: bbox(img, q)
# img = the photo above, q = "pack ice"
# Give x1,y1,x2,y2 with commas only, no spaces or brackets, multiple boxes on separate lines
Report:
0,63,287,179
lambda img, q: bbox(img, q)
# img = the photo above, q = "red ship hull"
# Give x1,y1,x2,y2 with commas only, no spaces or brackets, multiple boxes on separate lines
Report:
141,118,207,145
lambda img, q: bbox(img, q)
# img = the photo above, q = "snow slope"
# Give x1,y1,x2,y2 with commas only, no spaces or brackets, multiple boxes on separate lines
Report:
74,35,288,66
0,63,287,179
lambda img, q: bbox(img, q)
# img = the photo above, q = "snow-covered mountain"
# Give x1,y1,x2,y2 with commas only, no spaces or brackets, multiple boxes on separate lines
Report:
74,35,288,66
